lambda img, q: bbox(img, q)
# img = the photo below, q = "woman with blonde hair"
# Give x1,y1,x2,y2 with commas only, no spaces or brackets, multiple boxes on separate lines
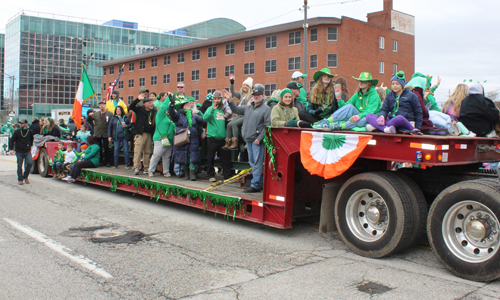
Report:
300,68,339,124
224,74,254,150
442,83,468,120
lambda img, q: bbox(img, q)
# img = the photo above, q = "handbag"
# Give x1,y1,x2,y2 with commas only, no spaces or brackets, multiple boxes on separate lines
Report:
161,136,171,147
174,128,190,147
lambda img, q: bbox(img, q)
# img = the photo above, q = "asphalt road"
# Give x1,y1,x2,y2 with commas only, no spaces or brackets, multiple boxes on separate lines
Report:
0,155,499,299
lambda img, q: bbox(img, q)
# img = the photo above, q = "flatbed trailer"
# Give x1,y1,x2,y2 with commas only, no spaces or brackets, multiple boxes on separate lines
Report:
33,128,500,282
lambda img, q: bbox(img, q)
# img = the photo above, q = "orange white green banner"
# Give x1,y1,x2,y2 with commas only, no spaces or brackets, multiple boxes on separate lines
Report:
300,131,372,179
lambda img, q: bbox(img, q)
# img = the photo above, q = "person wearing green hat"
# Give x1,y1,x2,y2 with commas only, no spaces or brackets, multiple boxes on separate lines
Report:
301,68,339,124
1,121,14,139
291,71,308,105
406,74,440,111
313,72,381,130
271,88,305,128
267,89,281,111
41,117,62,138
154,92,168,108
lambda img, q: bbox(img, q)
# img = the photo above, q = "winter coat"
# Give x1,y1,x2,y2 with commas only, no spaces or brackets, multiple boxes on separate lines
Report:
459,94,499,137
227,99,271,143
271,103,299,127
76,130,91,143
153,99,175,144
90,110,113,138
203,106,226,140
412,88,435,130
42,125,61,138
130,99,157,135
30,120,41,135
200,100,212,114
67,119,77,136
108,115,131,141
379,89,423,129
9,127,34,153
340,86,381,118
83,144,100,167
169,104,207,165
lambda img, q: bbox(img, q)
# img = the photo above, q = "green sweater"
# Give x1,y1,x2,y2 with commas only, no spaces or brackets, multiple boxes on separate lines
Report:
1,125,14,138
53,149,65,163
83,144,100,167
339,86,381,118
153,98,175,144
203,106,226,140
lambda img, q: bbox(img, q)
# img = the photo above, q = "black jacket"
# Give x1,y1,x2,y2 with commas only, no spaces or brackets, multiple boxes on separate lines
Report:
130,99,157,135
200,100,212,114
30,120,40,135
459,94,499,137
9,127,34,153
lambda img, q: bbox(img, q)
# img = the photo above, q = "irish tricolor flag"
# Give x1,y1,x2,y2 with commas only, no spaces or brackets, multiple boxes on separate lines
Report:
300,131,372,179
72,65,96,129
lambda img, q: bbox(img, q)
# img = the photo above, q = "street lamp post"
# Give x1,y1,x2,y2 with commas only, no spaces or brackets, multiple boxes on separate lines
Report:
303,0,309,92
4,73,16,116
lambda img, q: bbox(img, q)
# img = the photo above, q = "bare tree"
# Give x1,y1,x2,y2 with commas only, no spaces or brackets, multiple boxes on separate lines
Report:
487,88,500,101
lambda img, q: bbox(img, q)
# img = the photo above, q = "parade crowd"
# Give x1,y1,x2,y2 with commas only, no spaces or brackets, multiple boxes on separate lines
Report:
6,67,500,190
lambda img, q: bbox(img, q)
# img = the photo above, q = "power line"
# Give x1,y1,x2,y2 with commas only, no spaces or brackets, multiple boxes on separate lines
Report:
247,9,299,29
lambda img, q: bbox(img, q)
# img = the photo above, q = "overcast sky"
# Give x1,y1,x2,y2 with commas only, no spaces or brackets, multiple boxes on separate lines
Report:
1,0,499,103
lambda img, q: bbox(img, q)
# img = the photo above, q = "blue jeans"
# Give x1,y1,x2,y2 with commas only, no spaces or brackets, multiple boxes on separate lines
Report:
113,138,129,166
174,163,183,175
331,104,368,129
246,141,265,190
16,151,33,182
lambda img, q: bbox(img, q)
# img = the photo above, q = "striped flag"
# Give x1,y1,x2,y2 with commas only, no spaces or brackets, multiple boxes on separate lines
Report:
72,65,96,130
106,65,124,101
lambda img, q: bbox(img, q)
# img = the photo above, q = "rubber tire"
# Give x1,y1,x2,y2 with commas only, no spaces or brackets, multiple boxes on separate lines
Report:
30,158,39,174
38,148,50,177
335,172,414,258
428,180,500,282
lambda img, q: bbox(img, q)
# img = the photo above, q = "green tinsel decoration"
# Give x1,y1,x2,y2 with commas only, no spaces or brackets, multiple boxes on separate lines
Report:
263,126,277,179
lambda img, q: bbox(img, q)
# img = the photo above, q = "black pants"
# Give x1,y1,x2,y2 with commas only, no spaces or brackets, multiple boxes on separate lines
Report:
69,160,95,179
206,137,231,180
96,137,110,165
299,111,322,124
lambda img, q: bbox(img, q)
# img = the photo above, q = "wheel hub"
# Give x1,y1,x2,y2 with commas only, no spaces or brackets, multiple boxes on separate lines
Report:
465,219,491,241
366,205,386,224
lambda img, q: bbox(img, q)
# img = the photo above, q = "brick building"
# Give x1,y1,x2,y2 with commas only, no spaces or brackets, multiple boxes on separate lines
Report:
98,0,415,104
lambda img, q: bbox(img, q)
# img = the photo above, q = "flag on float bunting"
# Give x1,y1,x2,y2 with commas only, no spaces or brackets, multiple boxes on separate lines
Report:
106,65,124,101
72,65,96,129
300,131,372,179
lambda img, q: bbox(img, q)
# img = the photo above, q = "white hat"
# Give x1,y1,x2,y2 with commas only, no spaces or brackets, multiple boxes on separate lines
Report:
242,77,253,88
292,71,307,79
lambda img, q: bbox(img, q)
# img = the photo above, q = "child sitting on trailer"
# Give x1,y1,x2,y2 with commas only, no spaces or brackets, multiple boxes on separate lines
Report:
52,141,66,178
59,144,80,177
365,71,422,133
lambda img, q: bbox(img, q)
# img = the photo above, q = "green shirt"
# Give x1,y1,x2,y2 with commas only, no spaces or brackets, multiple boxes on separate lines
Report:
339,86,381,118
203,106,226,140
1,126,14,138
153,98,175,144
290,80,308,105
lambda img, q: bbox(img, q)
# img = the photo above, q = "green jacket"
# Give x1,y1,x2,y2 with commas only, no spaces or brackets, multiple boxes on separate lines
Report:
83,144,100,167
153,98,175,144
154,100,165,108
271,103,299,127
339,86,381,118
90,111,114,138
1,125,14,138
425,93,440,112
203,106,226,140
290,80,308,105
53,149,65,163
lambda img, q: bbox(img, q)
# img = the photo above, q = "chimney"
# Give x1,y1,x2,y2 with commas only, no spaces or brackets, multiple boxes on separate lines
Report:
384,0,393,11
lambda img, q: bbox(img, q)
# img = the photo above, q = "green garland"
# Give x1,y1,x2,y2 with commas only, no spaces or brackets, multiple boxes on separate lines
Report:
263,126,277,179
81,170,242,219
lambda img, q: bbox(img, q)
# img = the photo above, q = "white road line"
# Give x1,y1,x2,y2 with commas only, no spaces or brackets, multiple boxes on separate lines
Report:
4,218,113,279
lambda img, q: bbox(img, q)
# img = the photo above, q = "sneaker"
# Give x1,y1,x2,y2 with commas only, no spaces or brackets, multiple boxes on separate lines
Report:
148,171,154,177
143,170,149,175
62,176,72,181
134,168,140,175
384,126,396,134
209,177,216,182
312,119,331,130
332,122,344,130
164,172,171,178
18,181,24,185
24,178,30,184
366,124,377,132
125,164,131,169
244,186,262,193
106,163,111,167
67,178,75,183
113,165,118,169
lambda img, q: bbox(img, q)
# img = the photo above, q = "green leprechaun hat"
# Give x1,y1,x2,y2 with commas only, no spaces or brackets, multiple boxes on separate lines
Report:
352,72,379,86
175,98,190,110
314,68,337,82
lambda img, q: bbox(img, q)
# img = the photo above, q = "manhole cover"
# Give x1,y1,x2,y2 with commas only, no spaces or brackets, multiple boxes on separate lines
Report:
357,282,393,295
91,229,147,244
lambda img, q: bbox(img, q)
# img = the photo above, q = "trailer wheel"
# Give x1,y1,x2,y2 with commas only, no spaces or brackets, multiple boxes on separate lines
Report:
335,172,413,258
38,148,50,177
30,158,39,174
428,180,500,282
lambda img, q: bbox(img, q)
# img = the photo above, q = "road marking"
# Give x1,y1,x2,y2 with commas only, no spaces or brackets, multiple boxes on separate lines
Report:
4,218,113,279
0,157,17,164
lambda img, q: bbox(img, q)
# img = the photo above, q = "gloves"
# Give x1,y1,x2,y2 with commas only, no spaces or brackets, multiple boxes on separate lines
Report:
298,121,312,128
286,117,298,128
376,115,385,126
168,93,174,102
230,79,235,85
314,108,323,116
349,115,361,123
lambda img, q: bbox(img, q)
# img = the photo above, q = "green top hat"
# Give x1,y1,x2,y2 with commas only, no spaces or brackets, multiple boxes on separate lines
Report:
187,96,195,102
314,68,336,82
352,72,379,86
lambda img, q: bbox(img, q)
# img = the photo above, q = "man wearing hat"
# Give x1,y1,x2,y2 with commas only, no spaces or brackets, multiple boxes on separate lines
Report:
223,84,271,193
291,71,308,105
9,119,34,185
286,81,307,114
130,91,157,175
89,100,114,166
1,120,14,139
106,90,128,115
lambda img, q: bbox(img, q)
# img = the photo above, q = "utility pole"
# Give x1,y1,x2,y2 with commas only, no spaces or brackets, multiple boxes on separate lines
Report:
303,0,309,92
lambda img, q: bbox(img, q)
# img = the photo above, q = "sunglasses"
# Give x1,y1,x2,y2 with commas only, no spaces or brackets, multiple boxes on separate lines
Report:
177,86,184,88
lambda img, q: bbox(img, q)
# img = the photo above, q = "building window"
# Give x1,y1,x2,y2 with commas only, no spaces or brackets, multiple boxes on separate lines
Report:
151,76,157,85
288,57,301,70
191,90,200,101
327,27,338,41
289,31,301,45
192,70,200,81
310,54,318,69
393,40,398,52
244,39,255,52
264,84,277,97
393,64,398,74
192,49,200,61
178,53,185,63
310,28,318,42
225,43,235,55
309,81,316,92
139,77,145,87
207,88,216,95
139,60,145,69
129,62,134,71
327,54,338,68
379,37,385,49
266,35,277,49
244,62,255,75
208,46,217,58
103,82,106,90
265,60,277,73
151,58,157,67
109,66,114,75
207,68,217,79
380,62,385,74
177,72,184,82
225,65,235,77
118,81,123,89
164,55,170,65
163,74,170,84
103,68,106,75
128,95,134,103
128,79,134,88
